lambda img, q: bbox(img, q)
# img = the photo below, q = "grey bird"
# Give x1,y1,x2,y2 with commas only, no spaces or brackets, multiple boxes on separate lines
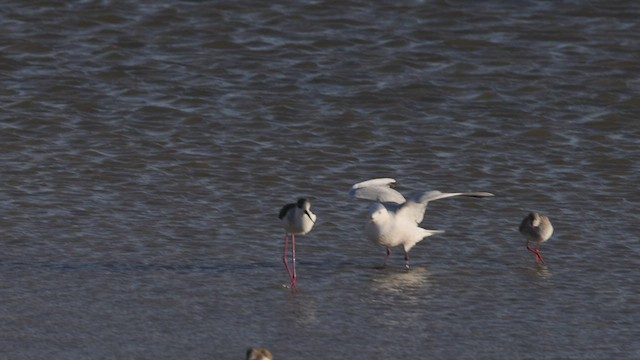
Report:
519,212,554,264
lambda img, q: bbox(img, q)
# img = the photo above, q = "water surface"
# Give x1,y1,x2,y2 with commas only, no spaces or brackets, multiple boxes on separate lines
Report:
1,1,639,359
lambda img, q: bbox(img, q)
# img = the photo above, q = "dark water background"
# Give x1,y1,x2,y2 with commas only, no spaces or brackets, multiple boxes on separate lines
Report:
1,1,639,359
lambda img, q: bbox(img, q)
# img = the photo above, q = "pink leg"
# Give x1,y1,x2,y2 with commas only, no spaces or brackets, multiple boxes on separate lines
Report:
527,243,544,264
283,233,299,291
375,247,391,269
535,243,545,264
291,234,297,290
404,249,410,270
384,247,391,266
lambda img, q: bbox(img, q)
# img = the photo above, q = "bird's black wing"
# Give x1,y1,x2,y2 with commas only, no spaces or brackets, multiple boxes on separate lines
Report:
278,203,296,219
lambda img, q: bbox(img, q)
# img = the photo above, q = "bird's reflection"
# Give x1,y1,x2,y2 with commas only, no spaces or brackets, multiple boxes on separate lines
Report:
289,293,319,327
370,267,432,304
520,262,552,284
534,263,552,280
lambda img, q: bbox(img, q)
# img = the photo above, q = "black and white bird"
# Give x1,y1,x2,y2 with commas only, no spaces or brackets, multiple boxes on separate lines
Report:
519,212,554,264
349,178,494,269
278,198,316,290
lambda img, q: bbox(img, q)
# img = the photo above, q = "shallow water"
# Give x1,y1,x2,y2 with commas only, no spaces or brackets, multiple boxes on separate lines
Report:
1,0,639,359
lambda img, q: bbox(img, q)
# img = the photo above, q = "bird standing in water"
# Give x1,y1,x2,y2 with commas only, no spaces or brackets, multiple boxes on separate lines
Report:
278,198,316,290
519,212,554,264
349,178,494,269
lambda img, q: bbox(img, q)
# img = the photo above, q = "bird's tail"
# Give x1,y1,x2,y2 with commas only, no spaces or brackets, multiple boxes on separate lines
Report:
405,229,445,252
422,229,445,238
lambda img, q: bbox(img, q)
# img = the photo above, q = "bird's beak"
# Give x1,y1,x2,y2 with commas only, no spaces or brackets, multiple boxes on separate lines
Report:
305,210,316,223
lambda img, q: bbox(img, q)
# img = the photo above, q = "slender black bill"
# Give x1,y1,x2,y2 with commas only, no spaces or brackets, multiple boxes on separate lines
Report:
305,210,316,223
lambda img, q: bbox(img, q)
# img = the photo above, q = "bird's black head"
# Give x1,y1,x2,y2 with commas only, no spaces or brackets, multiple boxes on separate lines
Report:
296,198,308,208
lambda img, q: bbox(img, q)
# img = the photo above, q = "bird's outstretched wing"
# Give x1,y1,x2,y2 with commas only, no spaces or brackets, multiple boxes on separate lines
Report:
348,178,406,204
399,190,495,224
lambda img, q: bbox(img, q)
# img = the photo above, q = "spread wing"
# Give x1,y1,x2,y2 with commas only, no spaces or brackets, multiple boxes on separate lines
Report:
348,178,406,204
398,190,495,224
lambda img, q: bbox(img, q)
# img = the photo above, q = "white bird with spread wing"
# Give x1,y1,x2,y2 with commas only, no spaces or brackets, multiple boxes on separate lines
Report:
349,178,494,269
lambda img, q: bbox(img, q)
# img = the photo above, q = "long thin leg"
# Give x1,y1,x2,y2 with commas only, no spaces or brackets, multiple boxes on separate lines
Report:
384,247,391,266
404,249,410,270
535,242,545,264
527,242,544,264
282,233,294,286
291,234,297,290
375,247,391,269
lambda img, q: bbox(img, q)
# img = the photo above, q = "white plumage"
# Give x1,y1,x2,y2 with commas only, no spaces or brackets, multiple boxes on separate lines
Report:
278,198,316,290
350,178,494,269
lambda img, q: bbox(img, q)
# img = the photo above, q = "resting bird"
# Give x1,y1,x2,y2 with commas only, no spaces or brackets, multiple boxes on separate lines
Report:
247,347,273,360
278,198,316,290
349,178,494,269
519,212,553,264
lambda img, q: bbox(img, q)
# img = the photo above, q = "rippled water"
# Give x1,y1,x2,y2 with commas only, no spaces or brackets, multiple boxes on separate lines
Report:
1,1,639,359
